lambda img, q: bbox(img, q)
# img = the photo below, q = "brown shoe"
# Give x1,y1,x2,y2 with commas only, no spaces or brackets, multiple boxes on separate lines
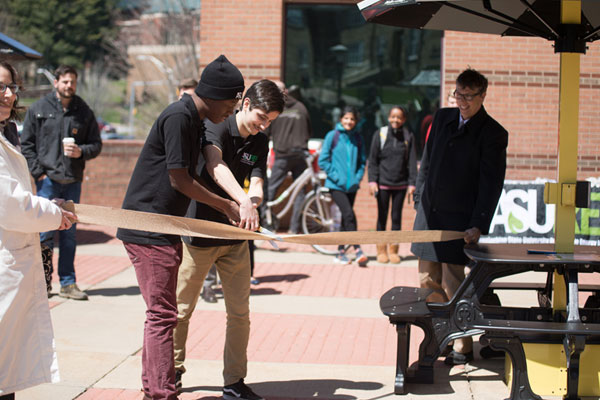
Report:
376,244,389,263
388,244,401,264
59,284,88,300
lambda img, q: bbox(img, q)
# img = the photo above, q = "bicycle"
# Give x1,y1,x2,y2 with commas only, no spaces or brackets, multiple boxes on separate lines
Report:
263,148,342,255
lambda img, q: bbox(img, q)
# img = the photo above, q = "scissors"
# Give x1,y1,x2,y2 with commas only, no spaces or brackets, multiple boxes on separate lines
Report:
259,226,282,250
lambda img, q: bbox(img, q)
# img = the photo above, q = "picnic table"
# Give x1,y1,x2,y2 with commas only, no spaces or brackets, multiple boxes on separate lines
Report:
381,243,600,399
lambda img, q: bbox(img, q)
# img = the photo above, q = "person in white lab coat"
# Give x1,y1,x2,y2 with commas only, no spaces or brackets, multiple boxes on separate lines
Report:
0,61,76,399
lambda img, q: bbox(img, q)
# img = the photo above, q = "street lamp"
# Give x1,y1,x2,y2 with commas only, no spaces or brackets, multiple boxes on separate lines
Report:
330,44,348,103
136,55,176,103
36,68,55,84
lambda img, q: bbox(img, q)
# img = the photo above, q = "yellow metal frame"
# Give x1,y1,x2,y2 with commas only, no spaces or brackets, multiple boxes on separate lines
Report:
505,343,600,396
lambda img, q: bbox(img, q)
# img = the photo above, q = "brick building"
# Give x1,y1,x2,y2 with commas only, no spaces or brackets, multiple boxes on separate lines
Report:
85,0,600,233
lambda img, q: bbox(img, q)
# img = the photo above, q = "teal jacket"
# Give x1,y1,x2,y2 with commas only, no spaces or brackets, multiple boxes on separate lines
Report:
318,123,366,193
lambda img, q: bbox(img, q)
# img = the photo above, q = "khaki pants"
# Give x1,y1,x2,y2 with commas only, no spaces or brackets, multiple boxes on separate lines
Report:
173,242,250,386
418,259,472,354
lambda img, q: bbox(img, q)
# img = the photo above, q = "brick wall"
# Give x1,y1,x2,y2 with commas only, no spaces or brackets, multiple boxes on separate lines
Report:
80,140,143,208
199,0,284,83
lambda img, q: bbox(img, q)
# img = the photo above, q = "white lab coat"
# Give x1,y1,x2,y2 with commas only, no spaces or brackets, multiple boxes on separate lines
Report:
0,130,62,394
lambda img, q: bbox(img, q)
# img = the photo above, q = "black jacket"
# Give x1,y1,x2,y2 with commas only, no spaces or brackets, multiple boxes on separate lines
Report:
264,96,311,156
367,125,417,187
21,92,101,182
411,106,508,264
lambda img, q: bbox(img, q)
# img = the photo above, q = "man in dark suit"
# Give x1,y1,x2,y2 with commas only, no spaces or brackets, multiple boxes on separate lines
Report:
411,68,508,365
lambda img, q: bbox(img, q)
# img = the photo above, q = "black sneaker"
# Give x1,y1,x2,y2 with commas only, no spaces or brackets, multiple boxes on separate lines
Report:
223,379,264,400
201,287,217,303
444,350,474,365
175,369,183,392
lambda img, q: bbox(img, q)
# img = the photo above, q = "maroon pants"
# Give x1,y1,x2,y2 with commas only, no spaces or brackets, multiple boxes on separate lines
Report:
124,242,182,400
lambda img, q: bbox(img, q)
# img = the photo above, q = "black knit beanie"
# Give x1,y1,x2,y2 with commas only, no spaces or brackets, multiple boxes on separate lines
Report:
195,55,244,100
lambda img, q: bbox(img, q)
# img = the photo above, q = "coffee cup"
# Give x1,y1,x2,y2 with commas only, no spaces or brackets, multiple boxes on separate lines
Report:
63,137,75,156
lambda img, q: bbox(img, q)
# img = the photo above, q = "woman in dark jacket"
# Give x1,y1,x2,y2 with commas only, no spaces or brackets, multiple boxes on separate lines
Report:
368,106,417,263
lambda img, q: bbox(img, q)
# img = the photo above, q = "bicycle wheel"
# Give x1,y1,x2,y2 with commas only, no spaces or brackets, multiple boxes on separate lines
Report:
301,190,342,255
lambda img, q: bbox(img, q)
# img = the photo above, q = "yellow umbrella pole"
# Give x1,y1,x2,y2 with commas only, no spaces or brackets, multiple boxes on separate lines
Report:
552,0,581,311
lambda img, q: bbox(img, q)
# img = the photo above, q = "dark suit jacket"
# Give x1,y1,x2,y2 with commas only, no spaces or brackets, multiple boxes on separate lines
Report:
411,106,508,264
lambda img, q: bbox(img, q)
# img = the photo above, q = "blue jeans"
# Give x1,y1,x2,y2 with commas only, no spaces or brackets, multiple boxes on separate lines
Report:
36,177,81,287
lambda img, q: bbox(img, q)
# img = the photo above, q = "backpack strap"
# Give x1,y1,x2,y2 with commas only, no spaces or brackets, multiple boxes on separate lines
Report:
331,130,341,150
379,126,388,151
332,129,362,154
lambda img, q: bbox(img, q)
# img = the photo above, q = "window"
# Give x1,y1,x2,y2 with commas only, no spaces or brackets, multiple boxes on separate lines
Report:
284,4,442,154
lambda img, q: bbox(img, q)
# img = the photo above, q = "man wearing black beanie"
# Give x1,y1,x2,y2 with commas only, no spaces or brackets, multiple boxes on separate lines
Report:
173,79,284,400
117,55,246,400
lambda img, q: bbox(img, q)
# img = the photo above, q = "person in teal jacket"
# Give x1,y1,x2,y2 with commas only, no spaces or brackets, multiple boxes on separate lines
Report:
318,106,368,265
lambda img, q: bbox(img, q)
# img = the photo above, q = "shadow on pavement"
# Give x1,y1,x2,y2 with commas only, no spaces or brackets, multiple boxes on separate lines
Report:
210,287,283,297
401,255,418,262
403,358,504,395
249,288,282,296
255,274,310,283
86,286,141,297
183,378,383,399
77,227,115,244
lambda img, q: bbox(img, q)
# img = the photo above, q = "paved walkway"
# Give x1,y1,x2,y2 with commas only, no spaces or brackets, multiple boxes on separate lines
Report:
17,224,517,400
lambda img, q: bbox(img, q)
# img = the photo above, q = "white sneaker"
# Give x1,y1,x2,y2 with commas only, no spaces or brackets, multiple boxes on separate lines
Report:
355,250,368,266
333,253,351,264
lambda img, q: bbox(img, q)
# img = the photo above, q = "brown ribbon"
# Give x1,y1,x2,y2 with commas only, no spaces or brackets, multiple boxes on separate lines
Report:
63,203,466,245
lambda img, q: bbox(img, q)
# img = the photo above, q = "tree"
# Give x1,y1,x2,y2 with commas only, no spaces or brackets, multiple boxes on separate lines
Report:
5,0,120,70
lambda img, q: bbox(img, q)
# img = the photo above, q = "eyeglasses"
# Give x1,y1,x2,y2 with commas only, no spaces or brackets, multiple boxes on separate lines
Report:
453,89,481,102
0,83,19,94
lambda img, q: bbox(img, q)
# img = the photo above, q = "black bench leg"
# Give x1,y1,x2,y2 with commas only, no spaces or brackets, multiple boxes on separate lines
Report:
563,334,585,400
394,322,410,394
480,334,541,400
410,321,435,384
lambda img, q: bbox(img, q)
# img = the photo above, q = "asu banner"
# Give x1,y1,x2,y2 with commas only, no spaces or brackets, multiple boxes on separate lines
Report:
481,179,600,246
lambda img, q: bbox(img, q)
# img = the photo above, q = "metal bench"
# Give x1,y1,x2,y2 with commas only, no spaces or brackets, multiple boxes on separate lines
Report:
380,286,484,394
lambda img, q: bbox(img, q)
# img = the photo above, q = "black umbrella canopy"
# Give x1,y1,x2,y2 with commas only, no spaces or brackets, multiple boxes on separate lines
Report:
358,0,600,51
0,32,42,61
